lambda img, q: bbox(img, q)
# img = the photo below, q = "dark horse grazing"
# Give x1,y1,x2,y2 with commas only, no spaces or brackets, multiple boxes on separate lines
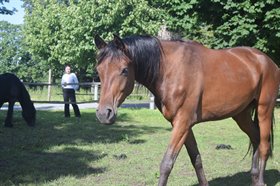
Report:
94,34,280,186
0,73,36,127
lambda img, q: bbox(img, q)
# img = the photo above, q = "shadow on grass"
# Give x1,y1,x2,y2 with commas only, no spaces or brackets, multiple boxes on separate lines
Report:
0,148,107,185
191,169,280,186
0,109,167,185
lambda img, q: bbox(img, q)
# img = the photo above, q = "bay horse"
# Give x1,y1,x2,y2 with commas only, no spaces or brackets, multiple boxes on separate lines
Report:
94,34,280,186
0,73,36,127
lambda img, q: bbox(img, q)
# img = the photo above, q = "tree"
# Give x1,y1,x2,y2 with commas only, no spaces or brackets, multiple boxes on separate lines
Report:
23,0,64,81
0,21,45,81
0,21,21,73
160,0,280,65
23,0,163,81
0,0,16,15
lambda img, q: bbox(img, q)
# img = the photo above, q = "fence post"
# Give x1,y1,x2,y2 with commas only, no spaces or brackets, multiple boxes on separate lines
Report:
94,83,99,101
47,69,52,101
149,92,155,109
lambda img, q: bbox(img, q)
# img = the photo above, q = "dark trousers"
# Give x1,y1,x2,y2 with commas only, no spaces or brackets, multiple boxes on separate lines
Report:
63,89,81,117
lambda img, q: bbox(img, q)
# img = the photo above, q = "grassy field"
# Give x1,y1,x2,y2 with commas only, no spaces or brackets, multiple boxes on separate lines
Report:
0,108,279,186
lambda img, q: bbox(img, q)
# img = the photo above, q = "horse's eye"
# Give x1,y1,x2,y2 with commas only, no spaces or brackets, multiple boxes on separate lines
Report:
121,68,128,76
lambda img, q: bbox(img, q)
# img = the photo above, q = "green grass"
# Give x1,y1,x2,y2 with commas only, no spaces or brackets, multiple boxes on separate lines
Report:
0,108,279,186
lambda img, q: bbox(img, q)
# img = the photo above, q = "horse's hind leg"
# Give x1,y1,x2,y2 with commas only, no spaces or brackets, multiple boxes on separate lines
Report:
184,129,208,186
4,101,15,127
255,103,274,186
232,106,260,185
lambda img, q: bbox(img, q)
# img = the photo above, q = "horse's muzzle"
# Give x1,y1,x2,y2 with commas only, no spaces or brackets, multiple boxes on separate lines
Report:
96,106,116,125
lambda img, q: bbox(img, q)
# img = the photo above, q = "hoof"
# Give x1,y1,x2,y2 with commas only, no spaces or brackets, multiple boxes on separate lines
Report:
251,169,259,186
252,181,266,186
27,123,35,127
198,181,209,186
4,123,13,128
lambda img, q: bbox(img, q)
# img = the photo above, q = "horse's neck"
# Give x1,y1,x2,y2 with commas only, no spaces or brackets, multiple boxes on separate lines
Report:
135,78,161,101
19,97,31,109
18,88,32,109
132,59,163,98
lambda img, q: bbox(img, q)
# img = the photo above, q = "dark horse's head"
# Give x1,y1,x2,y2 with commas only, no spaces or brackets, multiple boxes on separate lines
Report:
19,84,36,126
22,102,36,126
94,34,161,124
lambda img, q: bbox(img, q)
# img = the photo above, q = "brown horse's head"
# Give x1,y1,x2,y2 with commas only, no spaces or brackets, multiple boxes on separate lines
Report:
94,35,135,124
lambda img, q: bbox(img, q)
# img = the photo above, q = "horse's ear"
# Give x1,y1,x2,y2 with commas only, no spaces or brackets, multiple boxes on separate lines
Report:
94,35,107,49
113,34,126,52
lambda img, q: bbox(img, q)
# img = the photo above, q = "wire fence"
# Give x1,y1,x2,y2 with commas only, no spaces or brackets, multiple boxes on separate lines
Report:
24,82,156,109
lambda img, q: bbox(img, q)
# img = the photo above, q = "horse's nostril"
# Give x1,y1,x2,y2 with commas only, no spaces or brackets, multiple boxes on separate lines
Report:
107,108,112,119
96,107,116,124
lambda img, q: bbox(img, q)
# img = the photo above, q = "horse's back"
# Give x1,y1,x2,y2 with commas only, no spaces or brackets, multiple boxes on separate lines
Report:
0,73,22,84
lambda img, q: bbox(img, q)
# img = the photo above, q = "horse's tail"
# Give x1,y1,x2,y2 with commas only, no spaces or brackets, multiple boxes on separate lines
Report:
243,106,259,159
243,68,280,159
245,68,280,158
271,68,280,156
270,68,280,157
270,112,275,157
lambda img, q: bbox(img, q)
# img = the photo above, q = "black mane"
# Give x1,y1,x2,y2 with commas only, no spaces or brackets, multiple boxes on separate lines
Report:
97,35,162,86
123,36,162,85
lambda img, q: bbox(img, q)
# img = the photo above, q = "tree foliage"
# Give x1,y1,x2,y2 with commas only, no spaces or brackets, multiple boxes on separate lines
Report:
23,0,162,80
0,21,45,81
0,0,16,15
0,21,21,73
161,0,280,64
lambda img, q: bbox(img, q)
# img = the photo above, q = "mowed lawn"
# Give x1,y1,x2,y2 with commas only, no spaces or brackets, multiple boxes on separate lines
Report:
0,107,279,186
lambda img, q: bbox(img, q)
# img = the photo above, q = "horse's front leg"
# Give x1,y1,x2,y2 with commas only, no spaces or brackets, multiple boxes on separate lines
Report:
185,129,208,186
0,101,3,125
158,116,191,186
0,101,4,108
4,101,15,127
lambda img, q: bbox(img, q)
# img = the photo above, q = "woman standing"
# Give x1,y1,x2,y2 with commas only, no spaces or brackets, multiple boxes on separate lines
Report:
61,65,81,118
